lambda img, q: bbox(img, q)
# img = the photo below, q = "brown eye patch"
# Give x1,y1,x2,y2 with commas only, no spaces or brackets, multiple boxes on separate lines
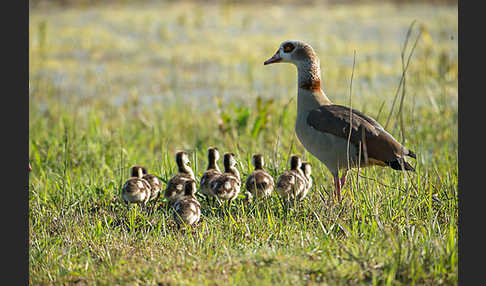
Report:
283,43,295,53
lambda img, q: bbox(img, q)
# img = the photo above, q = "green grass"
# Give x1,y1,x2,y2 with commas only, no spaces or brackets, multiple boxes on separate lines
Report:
29,1,457,285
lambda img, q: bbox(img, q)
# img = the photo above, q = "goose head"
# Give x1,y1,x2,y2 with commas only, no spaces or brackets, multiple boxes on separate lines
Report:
264,40,318,66
251,153,265,170
264,40,323,94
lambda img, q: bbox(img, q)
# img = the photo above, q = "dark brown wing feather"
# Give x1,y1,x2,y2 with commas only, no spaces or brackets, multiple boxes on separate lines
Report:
307,104,415,166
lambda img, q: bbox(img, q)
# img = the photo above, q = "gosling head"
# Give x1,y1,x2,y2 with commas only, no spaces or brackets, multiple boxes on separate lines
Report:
251,153,265,170
130,165,148,178
183,180,197,197
175,151,191,170
207,147,220,162
289,155,303,170
301,161,312,177
264,40,318,66
223,152,237,170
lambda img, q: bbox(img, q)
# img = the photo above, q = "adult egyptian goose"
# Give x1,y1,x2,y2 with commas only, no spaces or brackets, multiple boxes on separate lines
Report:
173,180,201,227
264,40,416,200
297,161,312,201
122,165,152,205
164,151,195,204
245,153,275,199
276,154,307,203
211,152,241,207
199,147,221,204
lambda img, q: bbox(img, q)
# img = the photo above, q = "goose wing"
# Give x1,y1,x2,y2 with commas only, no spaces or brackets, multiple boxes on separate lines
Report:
306,104,415,168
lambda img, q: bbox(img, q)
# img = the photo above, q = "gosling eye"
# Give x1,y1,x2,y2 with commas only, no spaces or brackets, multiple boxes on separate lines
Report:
283,43,295,53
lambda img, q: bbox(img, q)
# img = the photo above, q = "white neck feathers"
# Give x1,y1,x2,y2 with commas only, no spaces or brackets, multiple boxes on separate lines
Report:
296,58,332,111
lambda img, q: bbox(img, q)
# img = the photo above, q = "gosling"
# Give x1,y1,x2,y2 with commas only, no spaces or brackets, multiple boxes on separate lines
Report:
297,161,312,201
164,151,195,204
173,180,201,227
276,155,307,204
199,147,221,204
211,152,241,207
245,153,275,199
132,165,164,202
122,165,152,205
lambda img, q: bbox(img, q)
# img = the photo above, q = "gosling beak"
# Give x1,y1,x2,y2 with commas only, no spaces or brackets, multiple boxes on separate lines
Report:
264,51,282,65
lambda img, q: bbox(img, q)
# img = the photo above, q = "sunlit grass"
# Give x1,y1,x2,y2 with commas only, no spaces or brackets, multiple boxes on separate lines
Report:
29,1,457,285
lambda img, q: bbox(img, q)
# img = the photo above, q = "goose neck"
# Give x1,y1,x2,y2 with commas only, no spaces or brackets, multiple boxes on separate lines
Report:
296,59,332,111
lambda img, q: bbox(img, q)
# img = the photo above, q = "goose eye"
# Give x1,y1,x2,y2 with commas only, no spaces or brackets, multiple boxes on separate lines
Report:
283,43,295,53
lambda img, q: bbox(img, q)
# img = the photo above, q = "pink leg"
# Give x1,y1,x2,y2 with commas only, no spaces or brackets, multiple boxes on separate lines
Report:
340,170,348,188
333,174,342,201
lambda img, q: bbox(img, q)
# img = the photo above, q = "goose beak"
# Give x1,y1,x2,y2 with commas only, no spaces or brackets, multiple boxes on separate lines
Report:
264,51,282,65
